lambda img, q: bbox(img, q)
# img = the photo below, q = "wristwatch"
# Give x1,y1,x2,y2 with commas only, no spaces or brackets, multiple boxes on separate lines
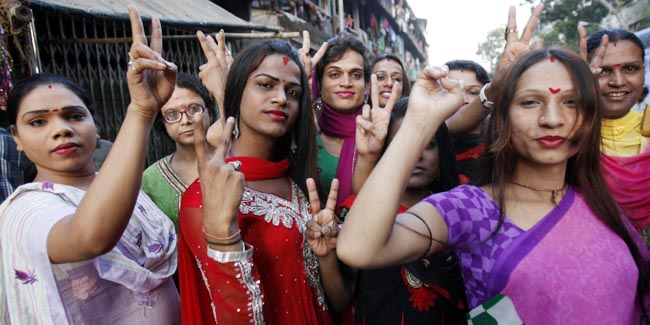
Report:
479,83,494,110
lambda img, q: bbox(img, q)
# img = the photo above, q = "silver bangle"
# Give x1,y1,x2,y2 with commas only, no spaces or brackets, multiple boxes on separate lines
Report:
207,242,252,263
479,82,494,110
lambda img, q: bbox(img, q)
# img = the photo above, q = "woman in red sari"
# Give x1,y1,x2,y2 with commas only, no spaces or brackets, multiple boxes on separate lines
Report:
178,40,345,324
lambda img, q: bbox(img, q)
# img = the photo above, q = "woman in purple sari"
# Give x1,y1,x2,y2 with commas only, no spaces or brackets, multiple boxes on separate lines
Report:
338,47,650,324
337,6,650,319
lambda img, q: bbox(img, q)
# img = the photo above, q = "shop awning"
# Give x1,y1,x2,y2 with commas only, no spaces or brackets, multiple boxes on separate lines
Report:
24,0,279,31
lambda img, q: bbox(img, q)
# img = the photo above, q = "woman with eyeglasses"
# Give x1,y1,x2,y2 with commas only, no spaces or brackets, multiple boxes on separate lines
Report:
142,73,216,229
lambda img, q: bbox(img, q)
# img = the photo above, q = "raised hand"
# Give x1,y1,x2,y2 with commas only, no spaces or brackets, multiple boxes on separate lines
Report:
306,178,340,257
497,4,544,74
197,30,231,120
355,74,399,158
406,66,465,125
126,5,177,118
298,31,328,83
578,25,609,75
193,113,244,244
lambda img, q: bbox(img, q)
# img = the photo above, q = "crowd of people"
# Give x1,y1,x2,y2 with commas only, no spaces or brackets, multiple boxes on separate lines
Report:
0,3,648,324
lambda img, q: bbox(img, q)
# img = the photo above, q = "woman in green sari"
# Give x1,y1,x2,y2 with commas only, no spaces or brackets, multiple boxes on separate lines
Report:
142,73,216,228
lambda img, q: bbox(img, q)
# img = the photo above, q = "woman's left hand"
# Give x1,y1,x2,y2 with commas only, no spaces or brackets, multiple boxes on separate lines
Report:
355,74,400,159
306,178,340,257
125,5,177,119
197,30,231,119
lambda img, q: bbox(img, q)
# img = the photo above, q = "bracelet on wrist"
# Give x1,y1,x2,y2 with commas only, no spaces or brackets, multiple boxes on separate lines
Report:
479,82,494,110
206,236,243,246
203,227,241,241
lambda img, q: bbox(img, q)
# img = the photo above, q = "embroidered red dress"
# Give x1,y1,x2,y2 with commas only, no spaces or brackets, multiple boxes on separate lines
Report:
178,157,332,324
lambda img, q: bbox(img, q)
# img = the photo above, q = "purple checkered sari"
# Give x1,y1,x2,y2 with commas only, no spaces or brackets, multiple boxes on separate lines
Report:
425,185,645,323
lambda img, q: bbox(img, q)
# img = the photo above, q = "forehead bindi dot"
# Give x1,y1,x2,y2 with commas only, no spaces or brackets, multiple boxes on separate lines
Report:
282,56,289,66
549,87,561,94
613,42,617,47
613,63,622,67
549,56,556,63
47,84,53,89
305,52,310,57
460,70,464,73
51,109,60,112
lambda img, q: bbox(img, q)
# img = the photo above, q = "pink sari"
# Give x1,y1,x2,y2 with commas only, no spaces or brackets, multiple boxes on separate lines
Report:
469,189,645,324
601,151,650,249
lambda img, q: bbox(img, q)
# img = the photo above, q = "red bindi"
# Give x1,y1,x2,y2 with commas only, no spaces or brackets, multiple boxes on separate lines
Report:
305,52,310,57
613,42,617,47
549,56,556,63
51,109,60,112
613,64,622,67
460,70,464,73
282,56,289,66
47,84,53,89
549,87,561,94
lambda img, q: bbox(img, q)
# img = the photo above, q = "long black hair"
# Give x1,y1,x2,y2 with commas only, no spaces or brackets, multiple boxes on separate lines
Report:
224,40,319,199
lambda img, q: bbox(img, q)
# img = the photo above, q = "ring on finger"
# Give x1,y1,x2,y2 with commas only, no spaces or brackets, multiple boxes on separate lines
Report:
504,27,517,40
128,60,138,72
228,160,242,171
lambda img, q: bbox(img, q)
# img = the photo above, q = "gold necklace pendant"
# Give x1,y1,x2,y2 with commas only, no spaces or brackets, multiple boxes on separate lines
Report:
510,181,567,205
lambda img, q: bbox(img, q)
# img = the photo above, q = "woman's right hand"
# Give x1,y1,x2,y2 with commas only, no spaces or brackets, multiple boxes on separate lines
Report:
125,5,177,119
493,4,544,80
577,25,609,75
193,114,244,240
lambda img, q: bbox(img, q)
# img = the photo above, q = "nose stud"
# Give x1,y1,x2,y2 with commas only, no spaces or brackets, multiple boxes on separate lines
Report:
539,116,545,123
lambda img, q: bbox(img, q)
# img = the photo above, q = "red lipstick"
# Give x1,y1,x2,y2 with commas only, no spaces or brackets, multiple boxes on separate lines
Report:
53,142,79,155
537,136,566,148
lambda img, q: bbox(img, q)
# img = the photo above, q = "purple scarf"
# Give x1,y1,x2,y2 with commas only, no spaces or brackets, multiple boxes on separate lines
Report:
312,71,362,205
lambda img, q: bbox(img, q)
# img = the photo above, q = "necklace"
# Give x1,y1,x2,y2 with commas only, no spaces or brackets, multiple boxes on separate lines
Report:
509,181,567,205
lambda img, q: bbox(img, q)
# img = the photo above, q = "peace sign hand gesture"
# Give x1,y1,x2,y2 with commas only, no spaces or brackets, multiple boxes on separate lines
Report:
193,114,244,247
355,74,400,159
497,4,544,74
298,31,328,85
197,30,232,121
578,25,609,75
306,179,341,257
125,5,177,119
